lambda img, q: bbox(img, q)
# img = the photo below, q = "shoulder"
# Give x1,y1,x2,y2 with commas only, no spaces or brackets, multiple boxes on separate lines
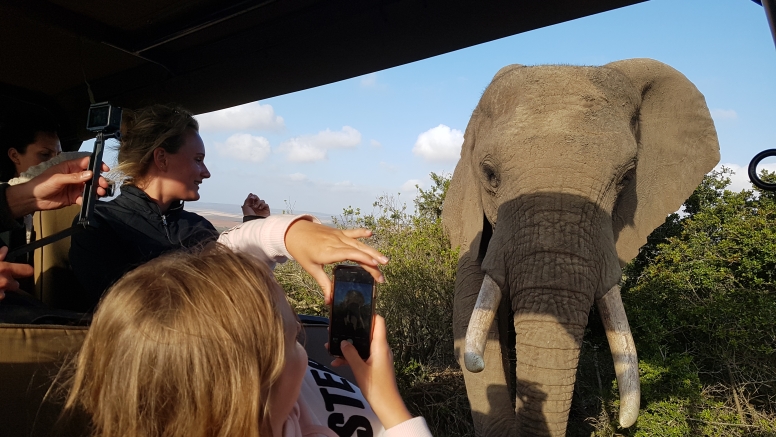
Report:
177,209,217,233
178,209,212,223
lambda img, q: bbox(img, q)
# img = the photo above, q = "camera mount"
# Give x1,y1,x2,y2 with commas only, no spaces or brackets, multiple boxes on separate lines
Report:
78,102,122,228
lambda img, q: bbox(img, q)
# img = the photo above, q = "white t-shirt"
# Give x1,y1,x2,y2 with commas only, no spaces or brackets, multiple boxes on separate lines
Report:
300,360,385,436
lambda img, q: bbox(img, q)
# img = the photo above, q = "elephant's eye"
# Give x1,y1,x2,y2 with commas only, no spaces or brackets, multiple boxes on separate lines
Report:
481,162,500,190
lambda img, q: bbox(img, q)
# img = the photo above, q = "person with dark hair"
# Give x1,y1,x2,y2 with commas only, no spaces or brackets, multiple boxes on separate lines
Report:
0,156,110,300
0,108,62,182
0,108,63,275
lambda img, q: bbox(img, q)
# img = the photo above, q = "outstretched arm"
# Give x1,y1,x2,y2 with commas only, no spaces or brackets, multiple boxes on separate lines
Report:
217,215,387,304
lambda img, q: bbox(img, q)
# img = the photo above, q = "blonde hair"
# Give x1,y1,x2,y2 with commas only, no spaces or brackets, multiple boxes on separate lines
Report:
64,245,286,437
116,104,199,183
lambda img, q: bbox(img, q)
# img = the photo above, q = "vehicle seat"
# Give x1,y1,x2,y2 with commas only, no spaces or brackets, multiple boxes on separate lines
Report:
0,324,89,437
31,205,82,309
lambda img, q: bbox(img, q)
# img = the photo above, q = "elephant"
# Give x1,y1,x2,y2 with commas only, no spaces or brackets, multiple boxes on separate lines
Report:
441,58,720,436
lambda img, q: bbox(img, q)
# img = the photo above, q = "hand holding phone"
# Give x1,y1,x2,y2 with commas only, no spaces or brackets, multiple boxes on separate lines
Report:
335,315,413,429
328,264,375,359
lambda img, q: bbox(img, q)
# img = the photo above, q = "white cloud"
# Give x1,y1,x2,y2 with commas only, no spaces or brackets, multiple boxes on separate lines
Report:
360,73,377,88
333,180,358,192
370,139,382,148
717,162,776,192
412,124,464,162
216,133,271,163
289,173,307,182
379,161,398,173
358,72,388,90
710,109,738,121
401,179,423,191
197,102,285,132
278,126,362,162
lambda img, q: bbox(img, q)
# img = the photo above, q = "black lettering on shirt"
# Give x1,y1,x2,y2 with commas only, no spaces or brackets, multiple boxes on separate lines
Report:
308,360,330,372
319,388,365,412
311,369,356,393
328,413,373,437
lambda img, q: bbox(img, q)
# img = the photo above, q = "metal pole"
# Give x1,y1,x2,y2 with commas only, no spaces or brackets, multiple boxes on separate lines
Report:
763,0,776,50
77,132,105,228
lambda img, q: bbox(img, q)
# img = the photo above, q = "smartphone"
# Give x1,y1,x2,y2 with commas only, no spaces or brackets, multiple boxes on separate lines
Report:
329,264,375,359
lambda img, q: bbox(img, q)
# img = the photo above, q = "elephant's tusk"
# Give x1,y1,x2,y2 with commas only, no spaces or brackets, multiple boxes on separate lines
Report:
596,284,640,428
464,274,502,373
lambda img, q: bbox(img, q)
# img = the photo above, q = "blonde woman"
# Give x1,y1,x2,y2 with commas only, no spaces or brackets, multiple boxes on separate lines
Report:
69,104,385,312
64,245,431,437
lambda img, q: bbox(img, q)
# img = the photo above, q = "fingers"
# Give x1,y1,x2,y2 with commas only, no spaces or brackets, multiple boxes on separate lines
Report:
331,246,382,268
0,260,33,291
371,315,388,351
0,246,7,262
0,274,19,292
301,261,334,305
340,340,367,373
341,228,373,239
243,193,256,206
340,228,389,265
58,156,107,174
1,261,34,279
359,263,385,285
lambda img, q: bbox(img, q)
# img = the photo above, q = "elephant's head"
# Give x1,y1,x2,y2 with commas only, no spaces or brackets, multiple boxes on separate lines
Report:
441,59,719,436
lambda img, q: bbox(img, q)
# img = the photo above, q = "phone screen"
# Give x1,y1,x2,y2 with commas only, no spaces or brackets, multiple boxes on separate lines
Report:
329,265,375,359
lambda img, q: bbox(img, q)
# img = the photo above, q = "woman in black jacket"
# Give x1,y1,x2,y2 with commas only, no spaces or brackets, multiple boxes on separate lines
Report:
69,105,218,311
69,105,386,312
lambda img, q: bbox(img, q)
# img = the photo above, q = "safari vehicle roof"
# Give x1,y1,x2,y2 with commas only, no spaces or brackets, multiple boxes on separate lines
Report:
1,0,644,152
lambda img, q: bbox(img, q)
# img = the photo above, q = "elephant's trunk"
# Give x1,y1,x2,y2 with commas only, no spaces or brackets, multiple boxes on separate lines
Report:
481,195,630,436
513,301,587,436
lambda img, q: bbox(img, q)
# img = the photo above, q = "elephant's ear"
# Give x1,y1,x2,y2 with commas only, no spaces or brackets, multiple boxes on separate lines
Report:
605,58,720,265
442,124,484,258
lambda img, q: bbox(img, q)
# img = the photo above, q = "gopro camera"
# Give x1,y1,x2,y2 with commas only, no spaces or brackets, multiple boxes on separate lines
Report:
86,102,122,133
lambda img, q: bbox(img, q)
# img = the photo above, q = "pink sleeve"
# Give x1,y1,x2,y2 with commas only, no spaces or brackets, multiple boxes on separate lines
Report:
217,214,321,268
384,417,433,437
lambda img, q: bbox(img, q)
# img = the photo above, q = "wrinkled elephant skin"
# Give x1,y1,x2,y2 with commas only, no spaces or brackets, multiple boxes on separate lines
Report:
442,59,720,436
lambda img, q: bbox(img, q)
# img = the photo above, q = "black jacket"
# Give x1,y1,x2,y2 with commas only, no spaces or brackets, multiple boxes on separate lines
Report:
68,185,217,311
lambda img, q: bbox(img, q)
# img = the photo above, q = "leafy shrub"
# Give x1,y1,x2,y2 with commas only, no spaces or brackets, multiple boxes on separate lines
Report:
276,174,471,435
332,175,459,368
614,168,776,433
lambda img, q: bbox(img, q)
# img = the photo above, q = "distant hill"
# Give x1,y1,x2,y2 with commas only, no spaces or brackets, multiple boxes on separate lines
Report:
185,202,337,231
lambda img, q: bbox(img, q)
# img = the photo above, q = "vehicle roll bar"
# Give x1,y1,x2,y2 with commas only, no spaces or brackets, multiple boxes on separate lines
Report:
749,0,776,191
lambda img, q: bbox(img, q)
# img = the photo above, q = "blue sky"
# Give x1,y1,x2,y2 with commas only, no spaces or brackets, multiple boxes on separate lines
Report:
101,0,776,217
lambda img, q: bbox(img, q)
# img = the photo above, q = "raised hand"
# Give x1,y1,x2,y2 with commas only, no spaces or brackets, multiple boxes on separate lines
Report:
284,220,387,305
241,193,270,218
331,315,413,429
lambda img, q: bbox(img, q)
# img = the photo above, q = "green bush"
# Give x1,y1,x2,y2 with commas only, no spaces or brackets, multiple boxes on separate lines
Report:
614,168,776,434
331,175,459,368
276,174,471,436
